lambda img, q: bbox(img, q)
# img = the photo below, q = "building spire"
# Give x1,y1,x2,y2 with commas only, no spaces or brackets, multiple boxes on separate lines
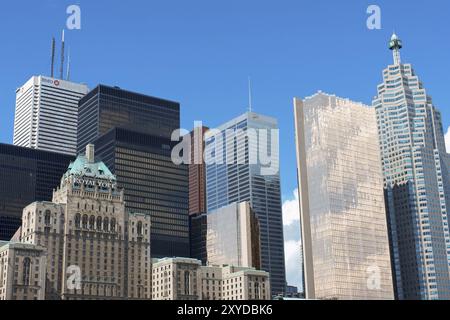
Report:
389,32,403,65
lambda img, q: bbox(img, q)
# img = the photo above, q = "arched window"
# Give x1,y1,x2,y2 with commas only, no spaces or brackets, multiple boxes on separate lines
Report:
103,218,109,232
97,216,102,231
110,219,116,232
184,271,191,295
137,221,143,236
255,282,260,299
75,214,81,228
44,210,51,226
89,216,95,230
23,257,31,286
82,215,88,229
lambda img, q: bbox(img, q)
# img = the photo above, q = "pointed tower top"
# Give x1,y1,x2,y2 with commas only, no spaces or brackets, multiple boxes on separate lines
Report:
389,33,403,65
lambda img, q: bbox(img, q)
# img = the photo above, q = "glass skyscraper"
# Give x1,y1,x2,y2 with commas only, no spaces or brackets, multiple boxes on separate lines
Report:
205,112,286,296
0,144,74,240
77,85,180,154
77,85,189,258
93,127,190,258
294,92,394,300
373,34,450,300
206,202,261,269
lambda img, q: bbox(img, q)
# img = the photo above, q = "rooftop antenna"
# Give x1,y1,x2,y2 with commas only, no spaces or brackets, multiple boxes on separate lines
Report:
50,37,56,78
248,76,253,113
60,29,65,80
389,31,403,65
66,47,71,81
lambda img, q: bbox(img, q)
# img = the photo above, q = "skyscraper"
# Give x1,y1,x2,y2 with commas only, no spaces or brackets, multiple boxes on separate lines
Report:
13,76,89,156
188,126,209,264
205,112,286,295
294,92,394,300
373,34,450,300
77,85,188,258
0,144,74,240
189,126,209,216
77,85,180,154
206,202,261,269
93,127,190,258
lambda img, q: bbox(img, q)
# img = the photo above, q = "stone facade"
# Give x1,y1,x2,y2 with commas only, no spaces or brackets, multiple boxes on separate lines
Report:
152,257,271,300
16,145,152,300
0,242,47,300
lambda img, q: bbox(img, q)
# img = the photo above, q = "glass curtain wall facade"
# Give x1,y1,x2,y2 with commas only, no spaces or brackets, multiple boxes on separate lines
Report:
205,112,286,295
206,202,261,269
77,85,180,154
189,126,209,216
189,213,208,265
94,127,189,258
0,144,74,240
373,34,450,300
294,92,394,300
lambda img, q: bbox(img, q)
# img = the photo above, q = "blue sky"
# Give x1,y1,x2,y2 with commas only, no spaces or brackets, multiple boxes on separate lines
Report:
1,0,449,290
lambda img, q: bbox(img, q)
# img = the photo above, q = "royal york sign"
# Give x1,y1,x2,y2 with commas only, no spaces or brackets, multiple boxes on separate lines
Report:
72,178,117,190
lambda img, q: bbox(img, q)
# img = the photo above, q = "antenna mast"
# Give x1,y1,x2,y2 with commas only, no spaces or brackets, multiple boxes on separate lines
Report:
60,30,65,80
66,47,71,81
50,37,56,78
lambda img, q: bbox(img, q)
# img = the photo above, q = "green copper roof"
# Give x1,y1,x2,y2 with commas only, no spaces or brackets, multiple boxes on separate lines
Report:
64,154,116,181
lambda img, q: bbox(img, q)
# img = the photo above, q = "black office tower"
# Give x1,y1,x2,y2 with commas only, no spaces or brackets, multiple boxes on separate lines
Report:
77,85,187,257
0,144,74,240
77,85,180,154
189,213,207,265
94,127,189,258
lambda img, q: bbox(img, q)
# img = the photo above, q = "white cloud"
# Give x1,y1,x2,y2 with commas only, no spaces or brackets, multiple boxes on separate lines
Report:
284,240,303,291
282,188,303,292
282,189,300,226
445,127,450,153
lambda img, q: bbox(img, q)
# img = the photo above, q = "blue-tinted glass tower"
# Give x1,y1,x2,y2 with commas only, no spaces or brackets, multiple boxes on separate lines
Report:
205,112,286,296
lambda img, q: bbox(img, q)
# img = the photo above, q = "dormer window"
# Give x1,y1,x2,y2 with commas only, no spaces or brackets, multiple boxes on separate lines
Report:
99,169,104,175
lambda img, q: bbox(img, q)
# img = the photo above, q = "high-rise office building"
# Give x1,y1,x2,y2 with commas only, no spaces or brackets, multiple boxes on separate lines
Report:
189,126,209,216
205,112,286,295
0,144,74,240
373,34,450,300
77,85,180,154
13,76,89,156
188,126,209,264
77,85,188,258
17,145,152,300
206,202,261,269
93,128,190,258
189,213,207,264
294,92,394,300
